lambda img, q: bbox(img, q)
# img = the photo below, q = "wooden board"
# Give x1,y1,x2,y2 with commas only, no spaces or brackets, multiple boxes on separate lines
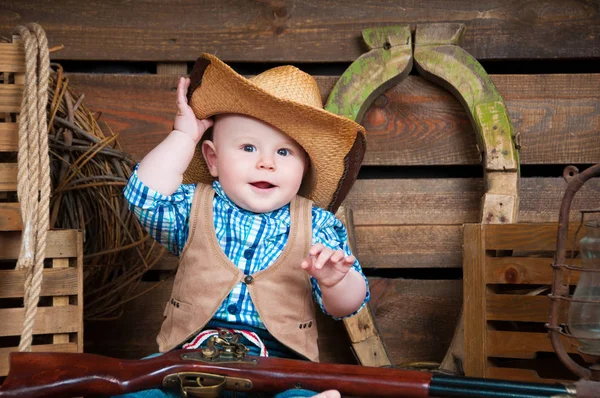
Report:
346,178,600,226
3,172,599,231
487,331,579,359
63,73,600,166
0,1,598,62
84,278,462,366
0,229,80,258
486,257,581,285
0,42,25,72
0,306,81,336
0,268,79,298
0,343,79,376
0,84,21,112
486,295,566,323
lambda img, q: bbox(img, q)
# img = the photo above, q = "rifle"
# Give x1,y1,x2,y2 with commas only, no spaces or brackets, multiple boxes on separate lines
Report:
0,330,595,398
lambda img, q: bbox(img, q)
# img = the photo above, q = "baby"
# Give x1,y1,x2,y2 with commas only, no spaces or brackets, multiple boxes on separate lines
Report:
123,53,369,398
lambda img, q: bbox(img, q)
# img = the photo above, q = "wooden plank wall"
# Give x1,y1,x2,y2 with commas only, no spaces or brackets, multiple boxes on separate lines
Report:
1,0,599,366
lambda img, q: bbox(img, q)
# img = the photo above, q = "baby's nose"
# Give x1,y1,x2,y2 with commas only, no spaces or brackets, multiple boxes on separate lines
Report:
257,155,275,170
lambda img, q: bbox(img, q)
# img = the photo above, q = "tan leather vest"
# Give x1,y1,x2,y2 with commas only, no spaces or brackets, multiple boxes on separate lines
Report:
157,183,319,361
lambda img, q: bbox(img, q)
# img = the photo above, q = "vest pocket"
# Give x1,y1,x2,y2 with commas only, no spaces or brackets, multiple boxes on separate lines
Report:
168,297,194,342
159,297,193,348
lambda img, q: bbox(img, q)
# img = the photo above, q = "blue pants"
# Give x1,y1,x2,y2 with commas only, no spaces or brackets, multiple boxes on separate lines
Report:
115,387,318,398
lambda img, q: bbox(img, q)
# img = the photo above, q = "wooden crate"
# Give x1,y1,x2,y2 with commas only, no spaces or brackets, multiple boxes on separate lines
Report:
463,222,589,383
0,38,83,377
0,40,23,230
0,230,83,376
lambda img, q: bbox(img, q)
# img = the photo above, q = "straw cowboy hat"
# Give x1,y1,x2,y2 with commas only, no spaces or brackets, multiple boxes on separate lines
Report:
183,53,366,212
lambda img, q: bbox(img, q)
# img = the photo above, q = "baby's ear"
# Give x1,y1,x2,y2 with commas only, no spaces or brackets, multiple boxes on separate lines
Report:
201,140,219,177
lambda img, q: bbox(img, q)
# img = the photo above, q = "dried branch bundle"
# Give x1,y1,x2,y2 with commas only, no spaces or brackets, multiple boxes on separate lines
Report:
47,65,166,321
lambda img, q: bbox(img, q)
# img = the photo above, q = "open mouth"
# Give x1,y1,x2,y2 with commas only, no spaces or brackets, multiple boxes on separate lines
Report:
250,181,275,189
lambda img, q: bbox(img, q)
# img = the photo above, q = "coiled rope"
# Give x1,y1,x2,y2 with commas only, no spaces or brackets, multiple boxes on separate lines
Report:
13,23,51,352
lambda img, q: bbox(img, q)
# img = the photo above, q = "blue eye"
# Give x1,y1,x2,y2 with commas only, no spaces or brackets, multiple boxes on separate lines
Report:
277,148,290,156
243,145,256,152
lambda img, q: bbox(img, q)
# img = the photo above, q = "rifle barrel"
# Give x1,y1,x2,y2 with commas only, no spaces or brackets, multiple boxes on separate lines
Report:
430,374,572,397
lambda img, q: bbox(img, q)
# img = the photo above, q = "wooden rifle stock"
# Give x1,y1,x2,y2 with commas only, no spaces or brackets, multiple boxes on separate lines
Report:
0,350,431,398
0,349,591,398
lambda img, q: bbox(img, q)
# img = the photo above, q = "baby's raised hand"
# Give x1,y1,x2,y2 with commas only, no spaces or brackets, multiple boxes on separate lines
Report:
300,243,355,288
173,77,213,143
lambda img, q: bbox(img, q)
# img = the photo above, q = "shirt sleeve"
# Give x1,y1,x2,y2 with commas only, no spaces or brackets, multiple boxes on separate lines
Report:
123,165,196,256
310,207,370,320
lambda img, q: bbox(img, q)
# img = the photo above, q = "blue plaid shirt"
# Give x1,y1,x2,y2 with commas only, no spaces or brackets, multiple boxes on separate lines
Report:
124,166,369,329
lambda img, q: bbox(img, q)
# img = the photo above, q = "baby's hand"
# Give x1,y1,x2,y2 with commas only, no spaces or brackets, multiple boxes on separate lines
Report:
173,77,213,143
300,243,355,288
313,390,340,398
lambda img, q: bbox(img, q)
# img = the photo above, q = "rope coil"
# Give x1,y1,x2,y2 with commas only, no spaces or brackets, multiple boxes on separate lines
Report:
13,23,51,352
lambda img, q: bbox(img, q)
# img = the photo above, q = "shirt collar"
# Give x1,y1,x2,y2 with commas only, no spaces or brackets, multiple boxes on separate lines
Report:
212,181,291,220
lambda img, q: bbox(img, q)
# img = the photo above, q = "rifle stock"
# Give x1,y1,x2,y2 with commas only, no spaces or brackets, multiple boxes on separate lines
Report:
0,351,430,398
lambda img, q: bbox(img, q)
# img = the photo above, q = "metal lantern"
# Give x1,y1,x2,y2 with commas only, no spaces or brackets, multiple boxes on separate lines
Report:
548,164,600,388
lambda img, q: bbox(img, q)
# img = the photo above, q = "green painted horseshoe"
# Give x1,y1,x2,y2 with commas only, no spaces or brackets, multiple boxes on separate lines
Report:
326,23,521,370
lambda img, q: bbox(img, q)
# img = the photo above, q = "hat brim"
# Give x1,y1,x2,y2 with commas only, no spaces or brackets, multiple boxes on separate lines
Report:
183,53,366,211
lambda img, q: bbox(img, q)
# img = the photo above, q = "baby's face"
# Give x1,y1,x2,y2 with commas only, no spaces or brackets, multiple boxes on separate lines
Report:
205,114,307,213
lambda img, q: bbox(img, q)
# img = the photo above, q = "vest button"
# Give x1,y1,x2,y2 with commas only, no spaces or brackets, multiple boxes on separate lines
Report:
227,304,238,315
244,275,254,284
243,248,254,259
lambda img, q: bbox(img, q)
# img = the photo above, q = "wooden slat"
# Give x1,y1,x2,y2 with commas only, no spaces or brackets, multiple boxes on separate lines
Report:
486,295,567,323
487,330,579,359
0,43,25,72
484,223,583,251
156,63,187,76
0,305,80,337
0,123,18,151
0,229,80,259
486,257,581,285
0,84,22,113
485,367,568,384
52,257,71,344
3,175,599,229
76,230,84,353
0,203,21,231
347,178,600,226
65,73,600,166
1,1,597,62
463,224,486,377
84,278,462,365
0,343,78,376
0,267,79,298
0,163,16,191
354,225,463,269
